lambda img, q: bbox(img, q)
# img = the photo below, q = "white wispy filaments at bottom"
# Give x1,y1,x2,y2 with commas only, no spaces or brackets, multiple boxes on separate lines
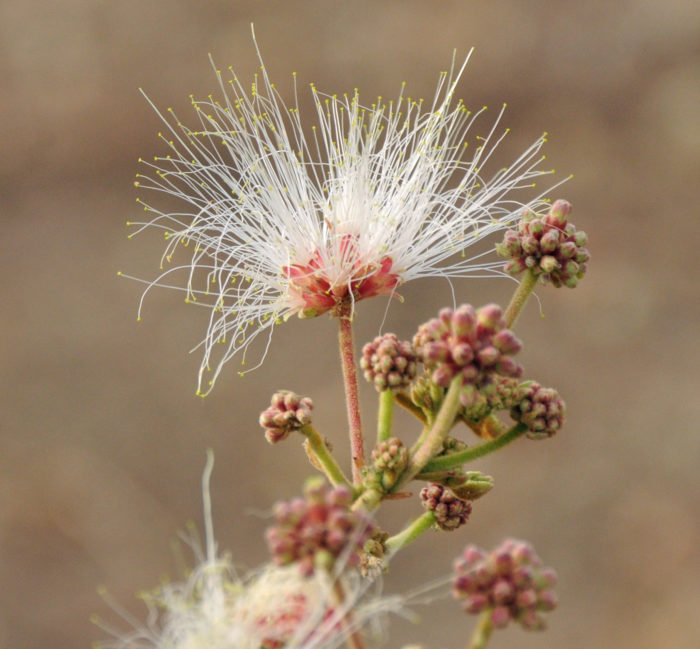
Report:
127,37,566,393
96,453,407,649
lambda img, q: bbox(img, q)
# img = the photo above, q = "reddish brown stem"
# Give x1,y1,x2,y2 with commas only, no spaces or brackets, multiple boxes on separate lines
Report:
337,305,365,484
331,577,366,649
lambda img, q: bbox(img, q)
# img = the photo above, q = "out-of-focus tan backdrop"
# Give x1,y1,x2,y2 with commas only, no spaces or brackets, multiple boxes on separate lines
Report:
1,1,698,647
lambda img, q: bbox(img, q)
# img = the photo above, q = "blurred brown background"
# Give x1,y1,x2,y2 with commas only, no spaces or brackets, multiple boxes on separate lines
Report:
1,1,698,648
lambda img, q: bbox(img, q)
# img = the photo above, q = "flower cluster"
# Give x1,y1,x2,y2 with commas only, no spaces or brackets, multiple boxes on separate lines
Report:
259,390,314,444
413,304,523,404
266,479,376,577
452,539,558,630
511,381,566,439
420,483,473,531
497,199,590,288
361,333,418,392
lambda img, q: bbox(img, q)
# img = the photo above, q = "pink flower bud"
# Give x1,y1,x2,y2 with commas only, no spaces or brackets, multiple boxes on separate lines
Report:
491,606,512,628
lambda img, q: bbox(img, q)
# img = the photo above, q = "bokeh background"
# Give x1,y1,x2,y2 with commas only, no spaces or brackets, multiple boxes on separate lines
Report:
1,1,699,647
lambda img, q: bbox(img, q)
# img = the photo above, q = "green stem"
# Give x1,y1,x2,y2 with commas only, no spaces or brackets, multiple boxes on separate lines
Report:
504,268,538,328
301,424,352,488
421,423,528,473
394,391,427,424
351,486,383,513
409,425,430,455
467,610,494,649
377,389,394,444
393,376,463,492
337,306,365,484
384,511,436,556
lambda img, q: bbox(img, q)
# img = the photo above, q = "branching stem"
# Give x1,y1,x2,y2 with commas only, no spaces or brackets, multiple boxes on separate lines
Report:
421,422,528,472
393,376,463,492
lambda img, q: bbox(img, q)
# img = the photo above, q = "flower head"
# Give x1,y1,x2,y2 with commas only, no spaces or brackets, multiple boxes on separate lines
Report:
266,478,376,577
259,390,314,444
496,199,590,287
452,539,558,631
361,333,418,392
129,35,562,393
420,483,473,531
510,381,566,439
413,304,523,398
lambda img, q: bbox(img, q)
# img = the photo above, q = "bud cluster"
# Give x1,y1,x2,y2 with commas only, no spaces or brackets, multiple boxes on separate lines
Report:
452,539,558,630
371,437,409,490
420,483,473,531
511,381,566,439
259,390,313,444
413,304,523,399
497,199,590,288
455,375,520,432
410,375,444,414
266,479,376,577
361,333,418,392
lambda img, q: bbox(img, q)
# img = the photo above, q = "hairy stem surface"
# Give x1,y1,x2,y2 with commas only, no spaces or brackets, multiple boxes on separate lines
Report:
504,268,538,328
337,306,365,484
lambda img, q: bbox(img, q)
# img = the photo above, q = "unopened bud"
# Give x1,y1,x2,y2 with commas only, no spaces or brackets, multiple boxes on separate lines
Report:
420,483,472,531
361,333,418,392
259,390,313,444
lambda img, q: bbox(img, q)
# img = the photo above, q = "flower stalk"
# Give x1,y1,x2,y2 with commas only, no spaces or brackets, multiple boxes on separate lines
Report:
329,577,367,649
421,422,528,473
385,511,437,556
337,306,365,484
301,424,352,488
376,390,395,445
504,268,538,328
468,610,494,649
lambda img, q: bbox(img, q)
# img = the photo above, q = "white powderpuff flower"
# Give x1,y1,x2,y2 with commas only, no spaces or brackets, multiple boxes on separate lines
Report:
127,34,565,394
95,453,405,649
